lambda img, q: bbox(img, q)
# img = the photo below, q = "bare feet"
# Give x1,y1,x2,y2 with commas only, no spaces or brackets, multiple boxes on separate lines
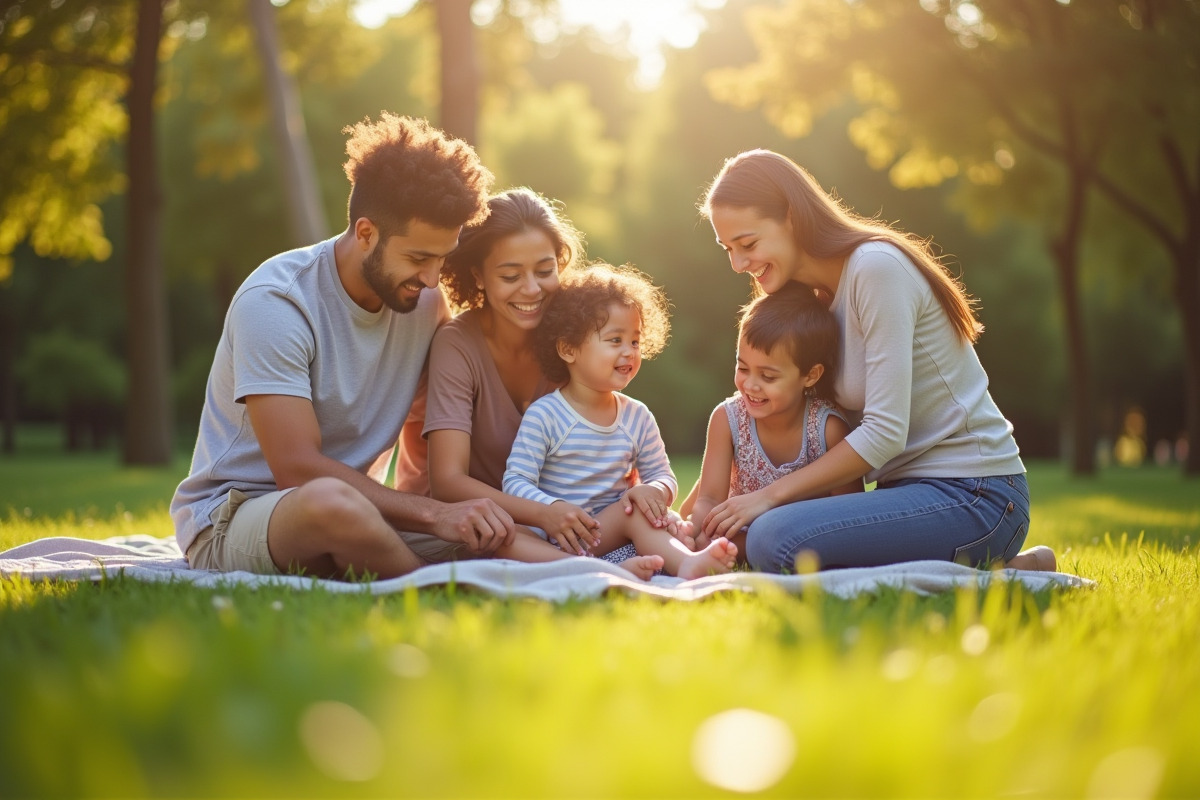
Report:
1005,545,1057,572
620,555,665,581
677,537,738,580
670,518,698,551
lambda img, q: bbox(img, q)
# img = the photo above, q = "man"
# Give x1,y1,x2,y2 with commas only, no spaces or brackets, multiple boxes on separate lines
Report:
171,114,515,579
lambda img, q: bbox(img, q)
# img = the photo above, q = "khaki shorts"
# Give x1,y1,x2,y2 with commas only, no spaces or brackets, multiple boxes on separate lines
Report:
397,531,471,565
186,488,293,575
187,487,470,573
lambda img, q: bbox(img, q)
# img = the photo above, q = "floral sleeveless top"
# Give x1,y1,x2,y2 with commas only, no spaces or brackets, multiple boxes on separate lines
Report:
723,393,848,497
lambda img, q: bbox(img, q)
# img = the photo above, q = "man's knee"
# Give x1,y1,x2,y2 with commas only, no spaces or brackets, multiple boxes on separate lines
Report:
288,477,379,533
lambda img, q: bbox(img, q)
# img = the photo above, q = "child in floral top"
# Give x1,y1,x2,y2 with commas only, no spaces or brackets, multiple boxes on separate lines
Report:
681,282,862,556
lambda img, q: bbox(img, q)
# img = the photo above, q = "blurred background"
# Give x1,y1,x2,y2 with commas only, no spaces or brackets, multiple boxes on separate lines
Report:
0,0,1195,477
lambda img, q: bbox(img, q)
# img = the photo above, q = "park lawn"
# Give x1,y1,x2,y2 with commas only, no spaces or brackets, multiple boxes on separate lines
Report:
1,439,1198,798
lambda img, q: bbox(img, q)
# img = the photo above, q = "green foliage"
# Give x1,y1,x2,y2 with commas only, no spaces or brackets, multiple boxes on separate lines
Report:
480,82,623,242
0,0,134,278
1,455,1199,797
15,330,125,413
3,0,1191,461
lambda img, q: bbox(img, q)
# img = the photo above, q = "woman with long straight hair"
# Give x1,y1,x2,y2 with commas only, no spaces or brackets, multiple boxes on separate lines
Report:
698,149,1055,573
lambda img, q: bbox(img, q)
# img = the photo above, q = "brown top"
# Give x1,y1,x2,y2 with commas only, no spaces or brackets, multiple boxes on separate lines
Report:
420,309,558,490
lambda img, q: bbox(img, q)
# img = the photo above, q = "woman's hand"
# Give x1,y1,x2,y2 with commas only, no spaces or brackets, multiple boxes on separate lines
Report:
541,501,601,555
702,489,775,540
622,483,670,528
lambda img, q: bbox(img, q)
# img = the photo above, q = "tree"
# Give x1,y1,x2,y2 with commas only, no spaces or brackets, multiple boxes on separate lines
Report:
0,0,177,463
121,0,172,465
433,0,478,143
248,0,327,244
16,331,126,451
1083,0,1200,474
0,1,130,280
706,0,1161,475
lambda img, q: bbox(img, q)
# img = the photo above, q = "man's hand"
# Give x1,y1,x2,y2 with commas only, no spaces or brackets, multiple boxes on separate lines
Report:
431,498,515,555
622,483,670,528
540,501,600,556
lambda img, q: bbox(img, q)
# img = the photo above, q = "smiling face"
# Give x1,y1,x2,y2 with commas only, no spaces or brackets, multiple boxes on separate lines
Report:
561,302,643,394
709,205,802,295
475,228,562,332
361,219,461,313
734,336,821,422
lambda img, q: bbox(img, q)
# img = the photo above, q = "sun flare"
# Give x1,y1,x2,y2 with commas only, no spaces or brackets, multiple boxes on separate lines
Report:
351,0,724,88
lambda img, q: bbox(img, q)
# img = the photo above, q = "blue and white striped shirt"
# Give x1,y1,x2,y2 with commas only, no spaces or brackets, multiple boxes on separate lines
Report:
503,390,678,516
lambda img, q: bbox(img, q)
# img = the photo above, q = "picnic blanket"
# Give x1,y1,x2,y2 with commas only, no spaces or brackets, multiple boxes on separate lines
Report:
0,535,1093,601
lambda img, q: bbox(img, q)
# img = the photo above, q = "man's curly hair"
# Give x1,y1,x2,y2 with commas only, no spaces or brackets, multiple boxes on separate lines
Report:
343,113,493,237
441,188,584,311
535,263,671,385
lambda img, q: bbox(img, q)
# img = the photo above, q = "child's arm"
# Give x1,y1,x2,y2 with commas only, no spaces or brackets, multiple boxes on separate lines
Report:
823,414,864,496
502,410,600,556
622,401,679,528
690,405,736,548
702,440,872,540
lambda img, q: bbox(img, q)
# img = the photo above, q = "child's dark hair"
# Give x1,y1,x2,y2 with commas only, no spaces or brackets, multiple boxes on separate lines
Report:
536,263,671,384
441,188,584,311
343,113,493,238
739,282,839,400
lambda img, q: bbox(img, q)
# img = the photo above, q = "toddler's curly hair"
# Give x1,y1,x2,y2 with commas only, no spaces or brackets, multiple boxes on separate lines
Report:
343,113,493,237
536,263,671,384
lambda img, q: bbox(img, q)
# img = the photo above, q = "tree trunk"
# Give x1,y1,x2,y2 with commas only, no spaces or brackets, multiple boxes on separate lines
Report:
1179,244,1200,475
0,302,14,454
1052,163,1096,476
434,0,478,144
122,0,172,465
248,0,327,245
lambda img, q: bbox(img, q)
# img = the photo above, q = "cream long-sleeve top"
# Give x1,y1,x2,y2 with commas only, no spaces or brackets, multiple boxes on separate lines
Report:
831,241,1024,485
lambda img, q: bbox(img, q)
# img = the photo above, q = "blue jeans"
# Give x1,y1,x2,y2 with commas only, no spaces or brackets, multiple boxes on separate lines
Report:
745,473,1031,573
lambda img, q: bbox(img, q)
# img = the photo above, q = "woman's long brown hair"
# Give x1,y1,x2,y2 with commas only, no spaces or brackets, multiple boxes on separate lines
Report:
702,150,982,343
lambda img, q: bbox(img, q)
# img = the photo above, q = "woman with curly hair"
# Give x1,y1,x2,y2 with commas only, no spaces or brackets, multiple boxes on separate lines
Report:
503,263,738,579
404,188,662,577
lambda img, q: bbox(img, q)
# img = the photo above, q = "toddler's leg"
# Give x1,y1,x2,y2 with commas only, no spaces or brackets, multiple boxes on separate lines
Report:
495,528,572,562
593,502,737,579
498,527,664,578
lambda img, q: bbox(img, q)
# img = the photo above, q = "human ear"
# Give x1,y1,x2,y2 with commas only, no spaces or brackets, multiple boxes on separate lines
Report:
353,218,378,251
471,268,484,291
802,363,825,388
556,339,576,364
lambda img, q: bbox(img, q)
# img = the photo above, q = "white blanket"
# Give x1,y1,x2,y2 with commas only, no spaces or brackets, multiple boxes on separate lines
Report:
0,535,1094,601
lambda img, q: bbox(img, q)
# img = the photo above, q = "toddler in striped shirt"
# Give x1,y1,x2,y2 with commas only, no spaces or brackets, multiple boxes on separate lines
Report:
503,263,738,579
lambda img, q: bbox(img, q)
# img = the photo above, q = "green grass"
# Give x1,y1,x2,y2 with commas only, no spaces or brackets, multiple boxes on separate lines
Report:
2,434,1199,798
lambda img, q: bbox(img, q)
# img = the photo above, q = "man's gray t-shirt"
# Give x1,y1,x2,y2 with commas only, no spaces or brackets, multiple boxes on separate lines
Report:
170,238,442,553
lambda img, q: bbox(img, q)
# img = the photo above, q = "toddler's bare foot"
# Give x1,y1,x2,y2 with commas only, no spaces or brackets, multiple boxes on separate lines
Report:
677,537,738,580
671,518,698,551
1005,545,1057,572
620,555,664,581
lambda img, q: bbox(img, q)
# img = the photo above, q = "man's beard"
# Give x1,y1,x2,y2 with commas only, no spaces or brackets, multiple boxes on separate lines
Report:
362,243,424,314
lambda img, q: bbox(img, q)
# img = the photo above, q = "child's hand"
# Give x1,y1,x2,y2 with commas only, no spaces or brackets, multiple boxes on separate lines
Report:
542,501,600,555
622,484,670,528
703,489,774,540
